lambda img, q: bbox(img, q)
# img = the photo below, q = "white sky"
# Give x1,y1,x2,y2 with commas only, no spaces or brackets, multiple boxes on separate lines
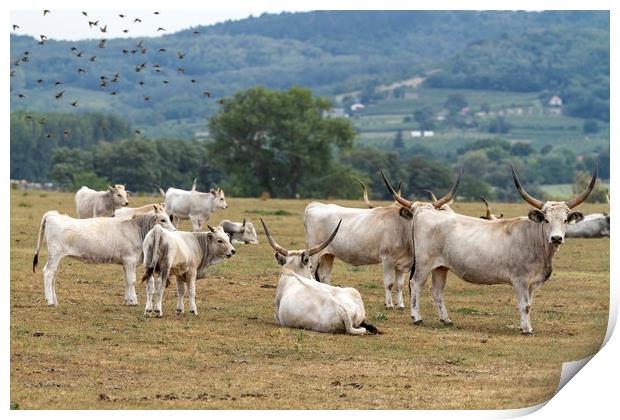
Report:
9,10,288,41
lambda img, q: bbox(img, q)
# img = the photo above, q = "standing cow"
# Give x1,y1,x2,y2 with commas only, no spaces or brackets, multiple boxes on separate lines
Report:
261,218,378,335
159,186,228,231
392,166,597,334
219,219,259,244
141,224,236,317
304,173,458,309
75,184,129,218
33,206,175,306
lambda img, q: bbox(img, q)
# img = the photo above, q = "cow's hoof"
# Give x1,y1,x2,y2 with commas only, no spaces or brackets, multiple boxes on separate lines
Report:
155,310,163,318
521,329,533,335
47,303,57,307
440,319,453,326
412,319,423,325
384,304,394,309
395,305,405,311
176,309,184,315
189,310,197,316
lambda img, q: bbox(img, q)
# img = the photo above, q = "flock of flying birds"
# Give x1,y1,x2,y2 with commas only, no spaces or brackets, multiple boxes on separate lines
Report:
11,10,220,139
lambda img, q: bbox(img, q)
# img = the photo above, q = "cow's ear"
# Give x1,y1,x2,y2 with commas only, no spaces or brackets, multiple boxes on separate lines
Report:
301,251,309,266
498,214,504,219
567,211,584,224
528,209,545,223
109,184,115,192
210,189,216,195
275,252,287,266
207,232,213,240
152,204,159,213
399,207,413,220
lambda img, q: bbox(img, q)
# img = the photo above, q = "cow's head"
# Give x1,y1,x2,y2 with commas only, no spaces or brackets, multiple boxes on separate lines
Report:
241,219,259,244
109,184,129,208
205,225,236,259
512,165,596,246
210,188,228,210
261,218,341,279
380,169,461,221
479,196,503,220
150,204,176,231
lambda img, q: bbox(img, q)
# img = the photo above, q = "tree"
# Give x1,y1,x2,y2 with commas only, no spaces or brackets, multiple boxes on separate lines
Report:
510,142,534,156
444,94,468,115
207,86,356,198
582,119,600,134
573,170,608,203
392,129,405,150
487,116,511,133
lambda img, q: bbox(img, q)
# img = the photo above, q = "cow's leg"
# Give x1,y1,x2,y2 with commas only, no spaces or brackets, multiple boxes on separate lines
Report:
172,214,181,229
340,307,366,335
144,275,155,315
314,253,334,284
430,268,452,324
176,278,186,314
154,272,167,318
122,260,138,306
515,282,533,335
381,259,395,308
190,217,201,232
394,270,406,309
43,254,63,306
188,271,198,315
410,264,432,324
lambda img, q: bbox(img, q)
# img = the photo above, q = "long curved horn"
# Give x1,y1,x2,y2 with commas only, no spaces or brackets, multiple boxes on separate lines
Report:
191,177,198,191
242,218,246,228
566,165,598,209
307,220,342,256
511,165,544,209
433,169,462,209
396,180,403,196
355,177,375,208
380,170,412,208
260,218,288,256
479,196,492,219
424,189,438,202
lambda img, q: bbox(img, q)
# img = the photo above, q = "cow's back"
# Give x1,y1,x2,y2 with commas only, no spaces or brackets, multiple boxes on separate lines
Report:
165,188,193,217
75,186,96,218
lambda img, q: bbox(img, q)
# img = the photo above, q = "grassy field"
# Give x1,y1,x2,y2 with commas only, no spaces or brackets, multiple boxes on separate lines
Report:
10,190,609,409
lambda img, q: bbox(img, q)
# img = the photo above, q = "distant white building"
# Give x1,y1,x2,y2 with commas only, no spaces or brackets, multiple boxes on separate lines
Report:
324,108,349,118
548,95,563,107
410,130,422,137
350,103,365,112
422,131,435,137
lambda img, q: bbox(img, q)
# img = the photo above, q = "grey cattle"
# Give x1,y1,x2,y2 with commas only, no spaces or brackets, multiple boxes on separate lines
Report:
394,166,597,334
566,213,609,238
159,186,227,231
304,173,458,309
75,184,129,218
114,203,166,220
141,225,236,317
261,218,378,335
33,206,175,306
219,219,259,244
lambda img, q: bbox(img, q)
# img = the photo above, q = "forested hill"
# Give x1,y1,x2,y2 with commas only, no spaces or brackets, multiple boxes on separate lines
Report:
10,10,609,136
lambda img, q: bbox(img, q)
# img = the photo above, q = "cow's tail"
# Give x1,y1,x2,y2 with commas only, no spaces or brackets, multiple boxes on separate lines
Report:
33,212,51,272
360,320,381,334
141,225,163,282
154,183,166,199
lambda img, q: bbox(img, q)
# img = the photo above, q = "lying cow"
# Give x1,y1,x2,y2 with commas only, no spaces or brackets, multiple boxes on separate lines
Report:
75,184,129,218
114,203,167,220
32,206,175,306
159,185,228,231
566,213,610,238
261,218,378,335
141,225,236,317
304,173,457,309
392,165,597,334
219,219,259,244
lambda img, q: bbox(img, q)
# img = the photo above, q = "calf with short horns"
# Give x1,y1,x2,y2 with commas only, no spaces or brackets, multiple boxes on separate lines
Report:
141,225,236,317
262,218,379,335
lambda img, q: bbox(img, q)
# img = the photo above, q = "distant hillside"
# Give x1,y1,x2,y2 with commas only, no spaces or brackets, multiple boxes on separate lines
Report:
10,10,609,137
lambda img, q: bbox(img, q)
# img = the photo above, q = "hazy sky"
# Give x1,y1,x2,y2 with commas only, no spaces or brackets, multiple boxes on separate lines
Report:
10,10,300,41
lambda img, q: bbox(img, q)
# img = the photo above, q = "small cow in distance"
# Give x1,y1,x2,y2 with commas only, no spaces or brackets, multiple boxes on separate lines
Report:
33,206,175,306
219,219,259,244
141,225,236,317
75,184,129,218
114,203,168,220
566,213,610,238
262,218,379,335
479,197,503,220
158,184,228,231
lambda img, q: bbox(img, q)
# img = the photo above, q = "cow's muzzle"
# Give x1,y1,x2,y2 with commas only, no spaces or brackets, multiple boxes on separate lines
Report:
550,235,564,245
226,249,236,258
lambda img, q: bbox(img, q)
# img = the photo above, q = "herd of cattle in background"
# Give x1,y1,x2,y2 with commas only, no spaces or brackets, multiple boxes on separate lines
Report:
30,165,607,335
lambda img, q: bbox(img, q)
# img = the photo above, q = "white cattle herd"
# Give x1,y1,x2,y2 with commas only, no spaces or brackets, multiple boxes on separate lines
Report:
31,166,604,335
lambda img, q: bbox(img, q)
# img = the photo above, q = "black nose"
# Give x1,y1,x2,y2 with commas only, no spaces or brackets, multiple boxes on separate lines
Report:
231,249,237,255
551,235,563,244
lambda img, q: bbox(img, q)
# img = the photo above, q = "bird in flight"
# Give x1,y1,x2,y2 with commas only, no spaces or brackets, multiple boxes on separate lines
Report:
122,49,128,54
100,25,107,33
10,70,15,77
71,101,78,107
218,99,225,104
134,18,142,23
135,129,141,134
54,81,63,86
63,129,70,138
77,68,86,74
203,91,211,98
110,91,117,96
157,27,166,32
190,79,197,84
88,20,99,28
158,48,167,52
40,34,48,41
12,24,19,30
90,56,97,62
177,67,184,74
43,10,51,16
55,91,65,99
17,93,25,98
177,51,185,59
123,29,129,33
119,14,125,18
76,51,85,57
154,11,160,15
82,11,88,16
143,95,150,101
46,133,53,138
36,79,44,83
192,31,200,36
70,46,77,51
